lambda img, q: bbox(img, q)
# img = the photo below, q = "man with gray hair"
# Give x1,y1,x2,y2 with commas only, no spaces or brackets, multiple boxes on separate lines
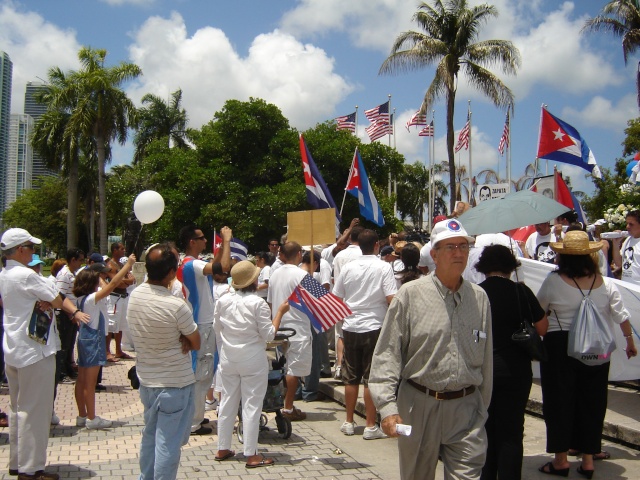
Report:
369,219,493,480
0,228,88,480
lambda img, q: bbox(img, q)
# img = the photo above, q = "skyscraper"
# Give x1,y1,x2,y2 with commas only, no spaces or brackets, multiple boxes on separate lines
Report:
25,81,56,179
5,114,34,207
0,51,13,215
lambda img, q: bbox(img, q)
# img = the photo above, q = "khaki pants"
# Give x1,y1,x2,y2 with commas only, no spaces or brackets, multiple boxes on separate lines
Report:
6,355,56,475
397,380,488,480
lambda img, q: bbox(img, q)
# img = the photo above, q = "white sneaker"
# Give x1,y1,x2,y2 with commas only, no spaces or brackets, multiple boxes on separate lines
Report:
340,421,356,436
363,425,388,440
205,399,218,411
86,416,112,430
334,365,342,380
51,412,60,425
76,416,87,427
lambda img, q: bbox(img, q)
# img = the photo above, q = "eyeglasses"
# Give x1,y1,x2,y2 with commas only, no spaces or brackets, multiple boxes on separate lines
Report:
193,235,206,241
20,244,35,250
437,243,470,253
269,243,279,247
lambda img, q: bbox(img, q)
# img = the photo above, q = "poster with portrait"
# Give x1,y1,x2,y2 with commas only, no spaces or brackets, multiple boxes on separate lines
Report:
476,183,510,202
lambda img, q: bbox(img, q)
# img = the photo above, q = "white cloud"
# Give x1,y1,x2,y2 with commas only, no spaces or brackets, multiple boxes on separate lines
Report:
562,94,637,131
0,3,81,112
126,12,354,129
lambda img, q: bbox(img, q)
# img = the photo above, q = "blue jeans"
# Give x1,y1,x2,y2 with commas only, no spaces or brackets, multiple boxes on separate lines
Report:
139,383,195,480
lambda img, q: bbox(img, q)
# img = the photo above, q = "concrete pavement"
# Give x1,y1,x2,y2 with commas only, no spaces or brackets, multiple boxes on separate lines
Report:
0,357,639,478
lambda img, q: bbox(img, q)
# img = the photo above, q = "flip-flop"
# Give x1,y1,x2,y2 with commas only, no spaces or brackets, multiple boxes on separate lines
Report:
116,353,134,360
246,456,275,468
214,451,235,461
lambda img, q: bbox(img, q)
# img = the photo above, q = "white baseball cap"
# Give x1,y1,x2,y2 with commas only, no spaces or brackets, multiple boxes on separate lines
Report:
430,219,475,248
0,228,42,250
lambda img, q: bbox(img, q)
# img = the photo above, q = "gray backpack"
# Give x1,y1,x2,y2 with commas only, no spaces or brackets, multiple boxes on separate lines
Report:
567,278,616,366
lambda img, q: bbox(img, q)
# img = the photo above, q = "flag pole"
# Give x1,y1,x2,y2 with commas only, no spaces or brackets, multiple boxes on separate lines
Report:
535,104,545,177
429,110,435,233
507,105,512,193
355,105,359,140
387,94,392,198
468,100,472,205
393,107,397,218
340,149,357,216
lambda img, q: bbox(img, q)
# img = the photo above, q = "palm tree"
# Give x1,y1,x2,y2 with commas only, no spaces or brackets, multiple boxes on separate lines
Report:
397,161,448,228
513,162,540,191
583,0,640,107
380,0,520,212
133,89,189,164
65,47,142,253
31,67,81,249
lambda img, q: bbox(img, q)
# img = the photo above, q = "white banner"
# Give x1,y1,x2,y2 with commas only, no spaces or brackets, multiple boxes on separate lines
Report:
520,258,640,381
476,183,510,202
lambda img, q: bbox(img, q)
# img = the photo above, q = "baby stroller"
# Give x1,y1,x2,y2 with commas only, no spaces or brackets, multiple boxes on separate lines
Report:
237,328,296,443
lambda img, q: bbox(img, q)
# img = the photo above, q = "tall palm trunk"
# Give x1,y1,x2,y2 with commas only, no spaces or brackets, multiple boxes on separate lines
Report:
97,135,108,253
446,90,457,213
67,152,79,249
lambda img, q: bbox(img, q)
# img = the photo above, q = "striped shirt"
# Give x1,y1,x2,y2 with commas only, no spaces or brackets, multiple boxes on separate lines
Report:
56,265,77,302
127,283,198,388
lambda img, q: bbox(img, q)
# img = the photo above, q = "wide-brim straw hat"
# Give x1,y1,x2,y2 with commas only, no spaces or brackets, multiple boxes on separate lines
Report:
549,230,602,255
230,260,261,289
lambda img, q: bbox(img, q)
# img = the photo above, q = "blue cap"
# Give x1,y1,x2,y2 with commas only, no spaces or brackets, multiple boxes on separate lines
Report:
28,254,46,267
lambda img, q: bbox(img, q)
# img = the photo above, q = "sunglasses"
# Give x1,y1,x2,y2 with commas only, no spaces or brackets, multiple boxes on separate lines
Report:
193,235,206,241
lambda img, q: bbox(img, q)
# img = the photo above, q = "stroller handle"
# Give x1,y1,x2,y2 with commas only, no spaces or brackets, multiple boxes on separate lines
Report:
274,327,296,340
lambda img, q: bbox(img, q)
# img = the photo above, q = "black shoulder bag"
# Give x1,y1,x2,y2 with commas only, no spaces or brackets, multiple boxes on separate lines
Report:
511,282,548,362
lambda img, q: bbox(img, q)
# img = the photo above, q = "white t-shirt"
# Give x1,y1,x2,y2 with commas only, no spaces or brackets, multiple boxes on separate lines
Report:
537,273,629,334
332,245,362,280
0,260,59,368
213,281,234,303
333,255,397,333
214,291,275,360
179,257,215,325
257,265,271,299
270,257,284,274
127,283,198,388
525,232,556,264
267,264,310,341
314,258,332,288
621,236,640,285
321,243,338,265
418,241,435,273
77,291,109,331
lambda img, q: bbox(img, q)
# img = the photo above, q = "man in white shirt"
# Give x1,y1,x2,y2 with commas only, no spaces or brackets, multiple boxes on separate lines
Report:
333,229,397,440
524,222,557,264
0,229,77,480
177,224,231,435
267,241,311,421
621,210,640,285
128,243,200,480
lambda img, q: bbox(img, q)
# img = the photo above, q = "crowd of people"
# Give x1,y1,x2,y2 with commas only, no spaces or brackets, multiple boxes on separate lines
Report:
0,205,638,480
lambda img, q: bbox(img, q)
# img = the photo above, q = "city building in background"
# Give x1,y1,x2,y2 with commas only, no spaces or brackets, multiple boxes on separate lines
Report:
0,51,13,218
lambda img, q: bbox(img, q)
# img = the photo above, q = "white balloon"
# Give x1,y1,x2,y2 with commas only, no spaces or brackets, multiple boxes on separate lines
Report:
133,190,165,224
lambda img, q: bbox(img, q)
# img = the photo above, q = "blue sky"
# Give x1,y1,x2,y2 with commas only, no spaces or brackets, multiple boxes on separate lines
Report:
1,0,637,200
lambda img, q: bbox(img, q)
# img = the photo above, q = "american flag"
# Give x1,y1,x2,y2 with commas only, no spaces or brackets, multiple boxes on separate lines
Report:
366,114,393,142
419,121,434,137
335,112,356,133
364,101,390,124
455,113,470,152
406,110,427,131
288,274,352,332
498,111,510,155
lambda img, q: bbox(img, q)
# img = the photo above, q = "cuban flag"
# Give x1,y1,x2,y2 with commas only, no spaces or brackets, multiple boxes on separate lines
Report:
230,237,248,261
299,134,341,222
537,107,601,178
288,274,352,333
346,148,385,226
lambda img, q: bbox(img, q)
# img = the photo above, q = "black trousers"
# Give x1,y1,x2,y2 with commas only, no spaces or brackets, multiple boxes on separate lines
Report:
56,311,78,379
481,373,532,480
540,331,609,454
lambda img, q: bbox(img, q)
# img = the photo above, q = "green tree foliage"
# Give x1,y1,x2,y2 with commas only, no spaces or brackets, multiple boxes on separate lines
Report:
622,117,640,156
2,176,72,254
380,0,520,212
582,158,640,220
397,161,448,228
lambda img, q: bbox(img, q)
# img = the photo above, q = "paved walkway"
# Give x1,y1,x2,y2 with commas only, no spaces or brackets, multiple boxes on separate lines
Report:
1,358,639,479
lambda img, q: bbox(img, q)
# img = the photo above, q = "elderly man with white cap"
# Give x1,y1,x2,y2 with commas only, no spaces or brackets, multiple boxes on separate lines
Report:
0,228,89,480
369,219,493,480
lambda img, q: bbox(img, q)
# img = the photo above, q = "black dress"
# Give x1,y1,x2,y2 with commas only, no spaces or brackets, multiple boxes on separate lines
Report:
479,276,545,480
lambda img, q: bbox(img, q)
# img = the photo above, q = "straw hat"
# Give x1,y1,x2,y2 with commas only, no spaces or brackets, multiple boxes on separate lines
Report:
549,230,602,255
230,260,261,289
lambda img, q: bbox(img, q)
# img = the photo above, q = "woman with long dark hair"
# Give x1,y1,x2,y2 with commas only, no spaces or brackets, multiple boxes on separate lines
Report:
475,245,547,480
537,231,637,478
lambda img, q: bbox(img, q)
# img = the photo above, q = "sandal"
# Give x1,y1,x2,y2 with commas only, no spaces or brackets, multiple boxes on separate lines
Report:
106,355,120,363
568,450,610,460
115,353,134,360
246,456,275,468
214,450,235,461
539,461,569,477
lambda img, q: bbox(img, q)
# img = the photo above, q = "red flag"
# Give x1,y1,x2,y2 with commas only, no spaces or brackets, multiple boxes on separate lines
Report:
537,109,577,158
554,171,573,209
212,233,222,255
345,151,360,191
508,225,536,242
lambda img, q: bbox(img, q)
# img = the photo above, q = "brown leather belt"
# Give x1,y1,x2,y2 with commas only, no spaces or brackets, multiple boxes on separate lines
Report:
407,379,475,400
